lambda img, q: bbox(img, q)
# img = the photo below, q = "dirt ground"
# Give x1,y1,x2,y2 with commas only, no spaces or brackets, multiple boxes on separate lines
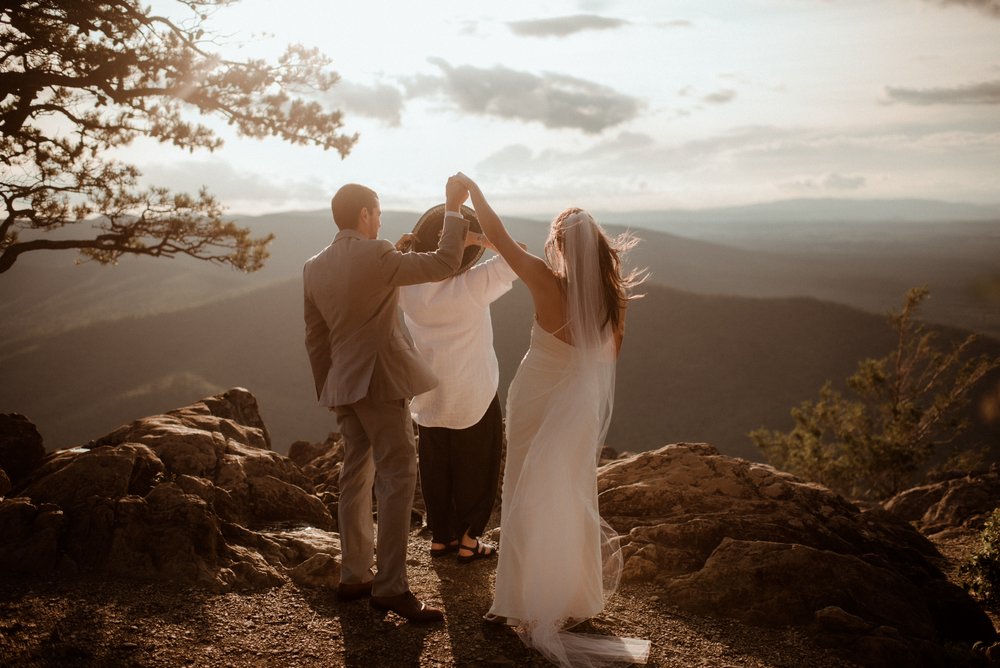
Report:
0,526,866,668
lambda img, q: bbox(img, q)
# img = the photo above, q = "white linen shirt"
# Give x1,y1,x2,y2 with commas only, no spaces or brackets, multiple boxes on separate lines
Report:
399,255,517,429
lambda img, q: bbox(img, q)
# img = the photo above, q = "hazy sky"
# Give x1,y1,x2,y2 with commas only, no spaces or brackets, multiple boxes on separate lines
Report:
127,0,1000,216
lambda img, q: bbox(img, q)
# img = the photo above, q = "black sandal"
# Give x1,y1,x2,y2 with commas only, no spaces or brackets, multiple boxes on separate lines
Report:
457,539,497,564
430,541,460,558
483,612,518,626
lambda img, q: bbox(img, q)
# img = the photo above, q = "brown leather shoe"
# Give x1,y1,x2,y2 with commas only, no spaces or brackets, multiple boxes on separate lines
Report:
336,580,373,601
370,591,444,623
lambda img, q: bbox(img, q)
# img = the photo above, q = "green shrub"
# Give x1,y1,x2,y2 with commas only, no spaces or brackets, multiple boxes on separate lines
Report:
961,508,1000,605
751,287,999,500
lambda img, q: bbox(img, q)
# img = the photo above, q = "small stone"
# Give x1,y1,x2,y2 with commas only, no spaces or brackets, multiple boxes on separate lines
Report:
814,606,871,633
986,643,1000,662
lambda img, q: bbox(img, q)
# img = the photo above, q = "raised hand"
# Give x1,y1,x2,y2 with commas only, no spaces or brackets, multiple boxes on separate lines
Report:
453,172,477,192
465,230,495,249
395,232,417,252
445,176,469,210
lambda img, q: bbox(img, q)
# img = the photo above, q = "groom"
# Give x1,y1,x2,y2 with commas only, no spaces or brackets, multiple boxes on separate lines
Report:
303,178,469,622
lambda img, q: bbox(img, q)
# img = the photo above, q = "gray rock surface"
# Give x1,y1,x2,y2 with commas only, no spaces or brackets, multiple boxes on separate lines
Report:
884,465,1000,535
0,389,337,591
598,442,995,667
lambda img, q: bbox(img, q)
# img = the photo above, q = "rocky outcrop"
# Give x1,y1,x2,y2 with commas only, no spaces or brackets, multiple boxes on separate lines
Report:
598,443,995,668
298,433,344,528
0,413,46,484
3,392,994,666
291,432,428,529
86,388,326,530
884,466,1000,535
288,437,335,469
0,389,338,591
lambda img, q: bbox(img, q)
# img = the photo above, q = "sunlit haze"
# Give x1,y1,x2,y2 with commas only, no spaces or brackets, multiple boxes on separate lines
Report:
127,0,1000,217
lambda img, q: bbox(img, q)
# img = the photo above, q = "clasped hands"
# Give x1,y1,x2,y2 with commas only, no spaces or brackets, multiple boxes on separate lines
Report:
445,174,469,211
395,174,490,252
445,173,492,249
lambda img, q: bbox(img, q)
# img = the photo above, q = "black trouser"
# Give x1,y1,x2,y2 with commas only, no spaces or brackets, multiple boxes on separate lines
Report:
417,394,503,545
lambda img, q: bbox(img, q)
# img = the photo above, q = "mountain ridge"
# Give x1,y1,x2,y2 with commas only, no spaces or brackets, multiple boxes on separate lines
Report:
2,202,998,457
3,275,997,462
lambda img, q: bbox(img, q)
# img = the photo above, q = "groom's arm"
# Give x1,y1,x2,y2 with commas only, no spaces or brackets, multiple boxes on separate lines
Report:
376,215,468,286
303,272,332,400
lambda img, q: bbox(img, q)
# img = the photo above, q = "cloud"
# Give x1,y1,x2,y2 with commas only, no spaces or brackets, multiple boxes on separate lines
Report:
823,173,867,190
326,80,405,126
406,59,643,134
139,160,327,205
703,89,737,105
474,133,654,175
885,80,1000,105
506,14,629,37
476,144,541,173
467,121,1000,212
926,0,1000,18
476,122,1000,191
657,19,694,28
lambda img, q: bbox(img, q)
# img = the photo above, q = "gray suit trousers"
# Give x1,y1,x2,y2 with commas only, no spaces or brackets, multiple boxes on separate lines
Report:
335,395,417,597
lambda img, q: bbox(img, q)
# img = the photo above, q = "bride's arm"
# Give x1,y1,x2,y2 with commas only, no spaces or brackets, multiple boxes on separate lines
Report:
451,173,553,293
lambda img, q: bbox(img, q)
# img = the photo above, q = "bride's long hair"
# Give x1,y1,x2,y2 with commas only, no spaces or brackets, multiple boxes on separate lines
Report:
543,207,645,349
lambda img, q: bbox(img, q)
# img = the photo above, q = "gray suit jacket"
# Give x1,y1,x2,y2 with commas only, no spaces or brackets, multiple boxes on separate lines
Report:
303,217,468,407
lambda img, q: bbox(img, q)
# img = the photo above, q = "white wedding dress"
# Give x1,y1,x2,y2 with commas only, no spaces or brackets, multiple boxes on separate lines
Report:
489,320,650,667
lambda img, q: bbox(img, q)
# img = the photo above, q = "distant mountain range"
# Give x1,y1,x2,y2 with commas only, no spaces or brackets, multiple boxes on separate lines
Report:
596,197,1000,226
2,199,998,459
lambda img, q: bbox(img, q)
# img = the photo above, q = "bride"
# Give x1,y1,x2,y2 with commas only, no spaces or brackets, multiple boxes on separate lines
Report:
452,173,650,667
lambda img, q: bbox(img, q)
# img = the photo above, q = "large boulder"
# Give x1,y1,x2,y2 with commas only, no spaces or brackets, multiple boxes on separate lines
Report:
293,429,434,530
299,434,345,528
598,443,995,668
89,387,327,530
884,466,1000,535
0,413,45,484
18,443,164,509
288,435,338,468
0,390,337,591
0,497,67,573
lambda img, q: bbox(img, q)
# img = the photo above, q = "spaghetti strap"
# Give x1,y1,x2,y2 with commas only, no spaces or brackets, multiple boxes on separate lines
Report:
534,315,571,337
550,319,571,335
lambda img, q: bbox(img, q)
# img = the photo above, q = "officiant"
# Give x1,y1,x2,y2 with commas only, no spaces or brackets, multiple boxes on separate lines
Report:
396,205,520,564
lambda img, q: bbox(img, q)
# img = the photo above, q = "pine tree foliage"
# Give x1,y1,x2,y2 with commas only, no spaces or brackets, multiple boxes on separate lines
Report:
1,0,357,274
751,287,1000,500
961,508,1000,606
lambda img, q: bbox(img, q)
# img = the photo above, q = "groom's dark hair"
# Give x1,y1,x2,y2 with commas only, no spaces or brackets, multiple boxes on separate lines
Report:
332,183,378,230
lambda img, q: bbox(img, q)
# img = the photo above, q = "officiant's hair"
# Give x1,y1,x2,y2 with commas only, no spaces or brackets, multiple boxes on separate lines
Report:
331,184,378,230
